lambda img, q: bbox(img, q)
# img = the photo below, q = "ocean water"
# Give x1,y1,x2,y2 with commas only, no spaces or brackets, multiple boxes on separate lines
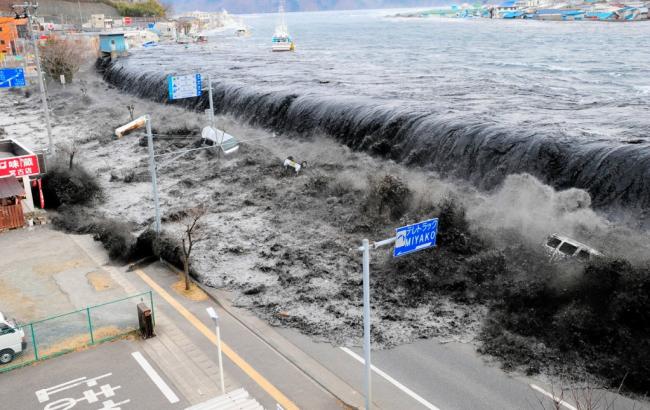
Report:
104,10,650,214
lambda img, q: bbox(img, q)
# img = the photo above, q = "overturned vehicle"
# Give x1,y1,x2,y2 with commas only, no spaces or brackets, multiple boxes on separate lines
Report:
544,234,603,263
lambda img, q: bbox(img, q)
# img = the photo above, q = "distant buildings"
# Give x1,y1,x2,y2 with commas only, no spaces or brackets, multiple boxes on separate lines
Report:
394,0,650,21
0,17,27,56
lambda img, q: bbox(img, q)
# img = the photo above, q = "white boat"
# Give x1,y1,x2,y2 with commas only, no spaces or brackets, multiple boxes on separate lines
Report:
235,26,250,37
272,0,294,52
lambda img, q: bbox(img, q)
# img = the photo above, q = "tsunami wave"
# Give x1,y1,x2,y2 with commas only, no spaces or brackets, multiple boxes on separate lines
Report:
101,60,650,217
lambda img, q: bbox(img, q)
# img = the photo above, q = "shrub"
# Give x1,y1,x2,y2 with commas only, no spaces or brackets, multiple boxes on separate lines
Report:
303,173,331,196
364,174,412,221
92,222,135,261
481,258,650,393
39,38,84,83
41,162,102,208
52,206,135,262
435,198,475,254
135,229,185,271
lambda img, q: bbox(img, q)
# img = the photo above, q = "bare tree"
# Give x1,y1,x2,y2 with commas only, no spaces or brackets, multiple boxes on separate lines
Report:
180,205,208,291
39,37,84,82
126,104,135,121
531,381,643,410
57,137,79,170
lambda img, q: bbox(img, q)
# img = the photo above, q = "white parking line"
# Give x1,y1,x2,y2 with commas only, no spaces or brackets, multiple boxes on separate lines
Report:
339,347,441,410
530,384,577,410
131,351,180,404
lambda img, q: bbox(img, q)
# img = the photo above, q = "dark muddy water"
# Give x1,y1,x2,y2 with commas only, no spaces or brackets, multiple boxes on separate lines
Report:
103,10,650,215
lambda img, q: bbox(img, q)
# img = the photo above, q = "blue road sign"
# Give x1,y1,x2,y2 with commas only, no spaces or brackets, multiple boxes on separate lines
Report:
393,218,438,257
167,73,202,100
0,68,26,88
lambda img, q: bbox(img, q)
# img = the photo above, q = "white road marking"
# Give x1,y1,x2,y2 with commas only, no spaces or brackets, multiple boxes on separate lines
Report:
35,374,112,402
131,351,180,404
339,347,441,410
530,384,578,410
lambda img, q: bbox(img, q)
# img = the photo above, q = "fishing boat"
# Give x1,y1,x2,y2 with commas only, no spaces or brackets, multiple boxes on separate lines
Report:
235,25,250,37
272,0,295,52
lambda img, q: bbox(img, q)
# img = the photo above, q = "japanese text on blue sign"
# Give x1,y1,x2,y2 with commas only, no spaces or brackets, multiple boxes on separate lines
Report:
0,68,26,88
393,218,438,257
167,73,202,100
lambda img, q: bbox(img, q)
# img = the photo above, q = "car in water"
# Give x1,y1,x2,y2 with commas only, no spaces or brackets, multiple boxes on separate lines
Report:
200,126,240,155
544,233,603,263
0,312,26,364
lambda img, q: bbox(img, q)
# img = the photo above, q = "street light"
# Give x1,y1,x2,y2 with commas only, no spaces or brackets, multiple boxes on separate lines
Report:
206,306,225,395
114,115,161,234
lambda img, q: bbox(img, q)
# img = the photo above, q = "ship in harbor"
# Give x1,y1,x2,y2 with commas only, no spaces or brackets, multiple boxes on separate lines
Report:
272,0,295,51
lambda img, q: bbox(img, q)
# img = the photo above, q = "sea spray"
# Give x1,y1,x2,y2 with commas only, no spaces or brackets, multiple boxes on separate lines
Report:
100,59,650,221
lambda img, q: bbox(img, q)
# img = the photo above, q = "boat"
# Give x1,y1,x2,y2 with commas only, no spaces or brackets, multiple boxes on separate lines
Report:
272,0,295,52
235,26,250,37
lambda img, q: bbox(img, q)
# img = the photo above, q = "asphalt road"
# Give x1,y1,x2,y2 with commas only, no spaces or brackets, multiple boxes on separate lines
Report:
136,263,341,410
276,327,650,410
0,340,189,410
137,260,650,410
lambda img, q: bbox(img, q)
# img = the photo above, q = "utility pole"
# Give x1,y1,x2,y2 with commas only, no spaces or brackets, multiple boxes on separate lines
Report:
13,2,54,155
77,0,83,29
145,115,162,234
207,75,215,128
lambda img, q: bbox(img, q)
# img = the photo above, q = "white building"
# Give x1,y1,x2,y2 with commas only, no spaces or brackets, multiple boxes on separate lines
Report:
154,21,177,40
90,14,105,29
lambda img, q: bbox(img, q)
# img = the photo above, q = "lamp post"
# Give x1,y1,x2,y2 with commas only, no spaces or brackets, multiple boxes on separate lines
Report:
114,115,161,234
206,306,225,395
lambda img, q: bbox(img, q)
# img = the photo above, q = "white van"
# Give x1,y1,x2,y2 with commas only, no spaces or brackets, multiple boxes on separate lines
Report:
200,126,240,155
544,234,603,263
0,312,26,364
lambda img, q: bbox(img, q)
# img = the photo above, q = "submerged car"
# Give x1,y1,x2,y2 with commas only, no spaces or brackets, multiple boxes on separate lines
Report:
200,126,240,155
544,233,603,263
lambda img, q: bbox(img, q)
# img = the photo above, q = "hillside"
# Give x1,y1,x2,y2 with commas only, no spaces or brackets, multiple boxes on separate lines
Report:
0,0,120,23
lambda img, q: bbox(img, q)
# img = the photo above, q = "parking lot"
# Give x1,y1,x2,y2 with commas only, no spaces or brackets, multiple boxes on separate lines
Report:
0,227,127,324
0,339,189,410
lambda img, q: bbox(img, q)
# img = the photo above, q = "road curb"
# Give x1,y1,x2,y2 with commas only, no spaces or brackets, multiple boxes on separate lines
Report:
157,259,363,410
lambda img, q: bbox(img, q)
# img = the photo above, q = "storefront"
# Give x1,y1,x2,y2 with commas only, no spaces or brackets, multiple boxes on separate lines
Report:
0,138,42,230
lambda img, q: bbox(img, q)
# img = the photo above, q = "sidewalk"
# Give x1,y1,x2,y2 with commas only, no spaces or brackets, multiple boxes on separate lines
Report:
129,261,348,409
72,233,349,409
0,226,352,409
71,234,242,407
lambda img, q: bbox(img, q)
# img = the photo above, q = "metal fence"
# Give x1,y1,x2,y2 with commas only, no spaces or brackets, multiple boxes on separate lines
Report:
0,291,154,373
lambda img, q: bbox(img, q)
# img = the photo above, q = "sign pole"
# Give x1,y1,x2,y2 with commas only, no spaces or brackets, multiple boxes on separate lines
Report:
145,115,161,234
362,238,372,410
208,75,215,128
356,218,437,410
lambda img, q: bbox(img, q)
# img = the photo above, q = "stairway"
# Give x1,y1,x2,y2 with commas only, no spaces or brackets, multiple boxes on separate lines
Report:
185,388,265,410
